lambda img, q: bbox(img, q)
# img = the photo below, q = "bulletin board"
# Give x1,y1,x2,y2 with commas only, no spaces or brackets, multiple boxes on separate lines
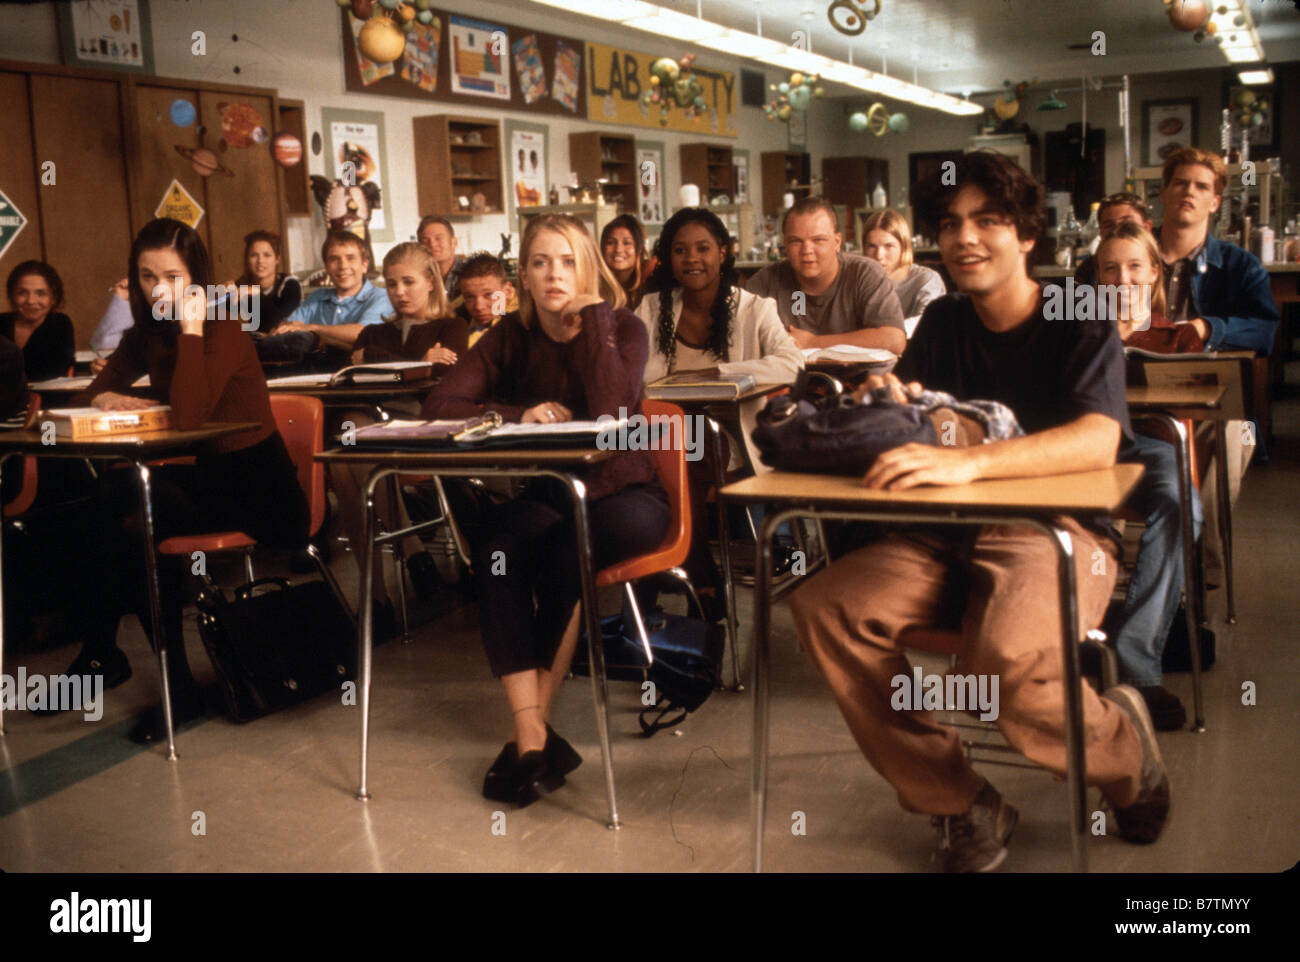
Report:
341,8,586,118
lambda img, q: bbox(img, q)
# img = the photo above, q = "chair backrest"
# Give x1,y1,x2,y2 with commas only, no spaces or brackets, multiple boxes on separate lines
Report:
269,393,325,538
4,392,41,517
642,398,691,558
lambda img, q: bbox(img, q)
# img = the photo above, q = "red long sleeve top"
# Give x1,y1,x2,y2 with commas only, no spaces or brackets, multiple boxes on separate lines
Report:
421,303,655,501
75,315,275,455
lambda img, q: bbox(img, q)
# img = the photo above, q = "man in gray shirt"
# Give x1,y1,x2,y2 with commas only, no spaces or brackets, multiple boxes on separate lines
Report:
745,197,906,354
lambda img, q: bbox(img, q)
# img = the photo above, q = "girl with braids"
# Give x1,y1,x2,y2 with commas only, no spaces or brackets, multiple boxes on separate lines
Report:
636,207,802,617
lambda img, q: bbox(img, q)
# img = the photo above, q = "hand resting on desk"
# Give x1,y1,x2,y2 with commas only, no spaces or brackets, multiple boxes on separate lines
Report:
92,391,155,412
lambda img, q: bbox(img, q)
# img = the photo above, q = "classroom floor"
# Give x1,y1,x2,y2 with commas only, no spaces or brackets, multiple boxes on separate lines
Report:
3,373,1298,874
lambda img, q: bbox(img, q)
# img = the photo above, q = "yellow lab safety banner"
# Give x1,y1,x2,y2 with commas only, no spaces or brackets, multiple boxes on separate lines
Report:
585,42,737,137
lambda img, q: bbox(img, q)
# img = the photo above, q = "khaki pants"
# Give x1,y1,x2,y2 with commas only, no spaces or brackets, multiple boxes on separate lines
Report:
788,519,1145,816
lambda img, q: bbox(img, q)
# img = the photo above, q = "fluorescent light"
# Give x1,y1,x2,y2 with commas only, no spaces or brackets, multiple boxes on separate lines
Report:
1208,0,1264,65
1237,68,1273,84
526,0,978,115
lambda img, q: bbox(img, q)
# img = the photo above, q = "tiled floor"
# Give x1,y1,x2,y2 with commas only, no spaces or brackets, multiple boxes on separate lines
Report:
3,382,1298,873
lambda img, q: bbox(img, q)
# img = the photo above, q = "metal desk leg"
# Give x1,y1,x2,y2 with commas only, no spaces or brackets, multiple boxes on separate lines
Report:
1048,524,1088,874
563,475,620,829
355,465,389,801
135,462,177,762
708,417,742,691
1214,421,1236,625
750,510,780,873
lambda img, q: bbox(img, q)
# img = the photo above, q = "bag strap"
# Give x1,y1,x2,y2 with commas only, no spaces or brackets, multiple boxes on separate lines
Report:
638,701,688,738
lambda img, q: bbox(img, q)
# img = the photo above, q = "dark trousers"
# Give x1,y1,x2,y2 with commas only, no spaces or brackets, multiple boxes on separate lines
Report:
472,479,670,678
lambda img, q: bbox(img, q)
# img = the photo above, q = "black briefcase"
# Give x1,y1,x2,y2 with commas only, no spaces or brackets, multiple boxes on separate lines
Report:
196,577,356,723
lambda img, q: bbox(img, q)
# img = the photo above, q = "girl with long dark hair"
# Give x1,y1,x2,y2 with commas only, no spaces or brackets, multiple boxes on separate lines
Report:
600,214,650,311
57,218,308,741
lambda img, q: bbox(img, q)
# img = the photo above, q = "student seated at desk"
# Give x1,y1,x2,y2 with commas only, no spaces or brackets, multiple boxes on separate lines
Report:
1,260,75,381
331,242,469,612
861,209,946,339
54,218,308,742
451,252,517,348
744,197,905,354
601,214,652,311
258,230,387,363
636,206,803,616
788,152,1169,872
223,229,302,335
1091,222,1202,729
421,213,669,807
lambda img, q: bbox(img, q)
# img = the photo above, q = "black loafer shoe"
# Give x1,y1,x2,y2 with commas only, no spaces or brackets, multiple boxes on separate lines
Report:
512,749,564,808
1137,685,1187,732
482,741,518,802
544,725,583,776
34,648,133,715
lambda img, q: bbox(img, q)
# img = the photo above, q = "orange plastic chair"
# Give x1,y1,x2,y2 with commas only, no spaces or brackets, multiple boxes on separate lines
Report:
3,392,41,518
157,394,342,602
594,399,703,663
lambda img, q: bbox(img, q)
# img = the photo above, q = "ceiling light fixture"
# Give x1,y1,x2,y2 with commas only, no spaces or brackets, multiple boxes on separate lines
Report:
527,0,982,115
1206,0,1265,64
1237,67,1273,85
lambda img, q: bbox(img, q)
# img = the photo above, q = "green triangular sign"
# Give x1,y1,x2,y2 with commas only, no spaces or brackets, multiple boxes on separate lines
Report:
0,189,28,263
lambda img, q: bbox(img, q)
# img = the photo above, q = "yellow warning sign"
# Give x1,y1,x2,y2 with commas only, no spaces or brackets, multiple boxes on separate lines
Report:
155,179,204,228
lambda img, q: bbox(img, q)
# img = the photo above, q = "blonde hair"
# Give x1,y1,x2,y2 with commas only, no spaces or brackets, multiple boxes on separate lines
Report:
517,215,625,327
381,241,449,322
1097,221,1168,319
862,208,913,270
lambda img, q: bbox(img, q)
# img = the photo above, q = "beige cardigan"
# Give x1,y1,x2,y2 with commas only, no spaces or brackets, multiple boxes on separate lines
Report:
636,286,804,472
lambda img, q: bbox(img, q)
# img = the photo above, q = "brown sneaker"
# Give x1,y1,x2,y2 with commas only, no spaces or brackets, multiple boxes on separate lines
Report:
1103,684,1172,844
931,780,1019,873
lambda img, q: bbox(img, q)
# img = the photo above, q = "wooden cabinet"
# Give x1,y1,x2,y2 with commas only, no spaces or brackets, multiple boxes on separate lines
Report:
413,114,504,218
569,131,637,213
277,99,311,217
822,156,889,241
680,143,735,203
760,151,812,216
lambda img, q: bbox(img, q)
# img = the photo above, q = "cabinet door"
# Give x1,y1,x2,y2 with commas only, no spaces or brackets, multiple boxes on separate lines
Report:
0,73,43,285
197,91,283,282
30,74,134,346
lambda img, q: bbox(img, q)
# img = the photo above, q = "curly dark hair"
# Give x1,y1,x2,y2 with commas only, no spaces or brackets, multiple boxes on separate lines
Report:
648,207,737,366
912,150,1046,247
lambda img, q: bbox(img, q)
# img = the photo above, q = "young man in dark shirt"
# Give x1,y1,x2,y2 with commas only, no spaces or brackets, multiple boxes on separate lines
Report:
788,152,1169,872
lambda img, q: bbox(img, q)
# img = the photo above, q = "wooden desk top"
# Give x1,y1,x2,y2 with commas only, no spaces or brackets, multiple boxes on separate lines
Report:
0,422,262,456
721,464,1144,516
315,446,617,468
655,382,788,408
1127,384,1225,410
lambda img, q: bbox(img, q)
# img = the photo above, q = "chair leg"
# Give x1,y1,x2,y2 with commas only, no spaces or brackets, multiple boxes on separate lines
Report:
622,582,654,665
394,550,410,642
305,543,357,626
243,550,255,584
663,565,705,620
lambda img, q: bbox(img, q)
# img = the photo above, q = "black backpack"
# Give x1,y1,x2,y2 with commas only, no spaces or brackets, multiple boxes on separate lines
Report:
573,609,724,736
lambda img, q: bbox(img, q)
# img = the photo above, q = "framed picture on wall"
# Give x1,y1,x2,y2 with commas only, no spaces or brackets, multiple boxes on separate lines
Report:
57,0,155,74
1141,99,1198,168
505,119,548,225
908,150,963,196
321,107,394,243
634,140,665,225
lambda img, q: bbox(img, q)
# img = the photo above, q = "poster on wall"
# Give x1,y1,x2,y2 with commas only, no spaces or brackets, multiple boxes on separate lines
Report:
154,179,204,229
585,43,736,137
449,16,511,101
1142,99,1197,168
57,0,154,74
505,120,548,223
321,107,393,242
401,20,441,92
340,8,584,117
635,142,665,225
